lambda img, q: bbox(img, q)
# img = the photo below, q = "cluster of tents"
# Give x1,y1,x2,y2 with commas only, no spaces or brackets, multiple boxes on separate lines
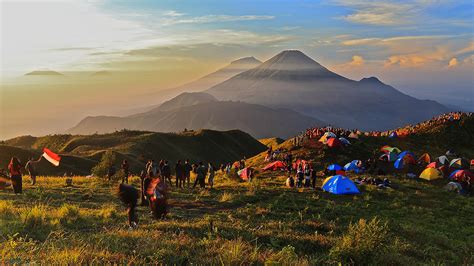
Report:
380,146,473,181
318,132,352,148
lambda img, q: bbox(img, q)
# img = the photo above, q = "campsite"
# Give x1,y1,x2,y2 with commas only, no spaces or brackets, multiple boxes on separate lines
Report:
1,113,473,264
2,1,474,263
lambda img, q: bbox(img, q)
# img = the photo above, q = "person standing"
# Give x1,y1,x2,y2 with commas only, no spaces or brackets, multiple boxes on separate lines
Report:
184,160,192,188
208,163,215,189
25,156,42,185
296,163,304,188
121,159,130,184
311,166,318,189
175,160,184,188
193,162,207,189
117,183,139,229
162,161,172,186
8,157,23,194
139,170,148,206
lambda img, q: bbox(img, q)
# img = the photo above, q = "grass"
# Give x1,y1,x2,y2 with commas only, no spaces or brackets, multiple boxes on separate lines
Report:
0,173,472,264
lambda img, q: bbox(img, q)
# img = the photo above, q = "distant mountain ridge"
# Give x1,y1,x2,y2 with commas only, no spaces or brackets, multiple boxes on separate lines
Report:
68,92,324,138
206,50,448,130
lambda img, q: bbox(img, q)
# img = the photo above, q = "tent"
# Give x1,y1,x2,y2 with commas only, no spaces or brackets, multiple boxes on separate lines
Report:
238,167,252,181
327,164,343,171
327,138,343,148
324,132,337,138
449,158,469,169
379,152,397,162
389,131,398,138
398,151,414,159
348,132,359,139
380,146,401,154
417,153,431,164
449,170,473,182
437,155,449,165
419,168,442,180
445,150,457,157
319,135,329,144
344,160,361,172
322,175,360,195
339,137,351,145
426,162,440,168
262,161,286,171
322,176,333,186
394,154,416,169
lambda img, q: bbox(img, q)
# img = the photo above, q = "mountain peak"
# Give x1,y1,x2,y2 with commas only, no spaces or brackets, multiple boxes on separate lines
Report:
269,50,320,66
230,56,261,65
360,77,384,85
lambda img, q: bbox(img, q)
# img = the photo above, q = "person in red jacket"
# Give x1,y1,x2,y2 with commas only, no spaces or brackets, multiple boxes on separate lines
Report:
8,157,23,194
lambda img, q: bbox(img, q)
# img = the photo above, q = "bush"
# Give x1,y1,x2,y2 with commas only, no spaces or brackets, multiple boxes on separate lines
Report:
219,238,254,264
91,151,117,179
329,217,389,264
266,245,309,265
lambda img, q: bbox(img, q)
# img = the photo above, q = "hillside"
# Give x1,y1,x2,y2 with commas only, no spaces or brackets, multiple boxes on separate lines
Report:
206,50,449,131
2,129,267,175
68,93,324,138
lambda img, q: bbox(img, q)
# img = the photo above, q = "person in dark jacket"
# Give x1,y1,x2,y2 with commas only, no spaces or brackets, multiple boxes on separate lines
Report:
117,183,139,228
8,157,23,194
175,160,184,188
121,159,130,184
193,162,207,189
161,161,172,186
184,160,192,188
139,170,148,206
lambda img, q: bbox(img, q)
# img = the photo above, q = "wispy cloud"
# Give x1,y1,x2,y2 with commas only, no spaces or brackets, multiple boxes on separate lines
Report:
334,0,448,26
342,35,451,46
161,14,275,25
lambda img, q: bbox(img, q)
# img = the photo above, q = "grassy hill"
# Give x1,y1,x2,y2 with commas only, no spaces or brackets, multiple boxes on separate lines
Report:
0,116,472,264
2,129,267,175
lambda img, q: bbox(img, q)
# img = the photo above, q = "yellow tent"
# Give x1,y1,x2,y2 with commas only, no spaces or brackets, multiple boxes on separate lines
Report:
419,168,442,180
319,135,328,144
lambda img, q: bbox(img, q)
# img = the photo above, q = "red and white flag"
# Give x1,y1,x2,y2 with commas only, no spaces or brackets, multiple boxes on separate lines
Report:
43,148,61,166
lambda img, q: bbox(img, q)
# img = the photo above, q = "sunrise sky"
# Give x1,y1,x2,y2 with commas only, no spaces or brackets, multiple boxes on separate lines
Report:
0,0,473,139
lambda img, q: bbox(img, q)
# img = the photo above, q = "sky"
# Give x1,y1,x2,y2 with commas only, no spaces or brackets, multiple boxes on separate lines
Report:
0,0,473,139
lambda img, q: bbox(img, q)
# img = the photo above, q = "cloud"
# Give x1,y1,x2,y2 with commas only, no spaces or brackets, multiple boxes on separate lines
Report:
448,58,458,67
342,35,450,46
161,14,275,25
349,55,365,66
334,0,448,26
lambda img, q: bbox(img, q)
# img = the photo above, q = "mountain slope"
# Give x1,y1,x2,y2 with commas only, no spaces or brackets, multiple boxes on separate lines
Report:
206,50,449,130
142,56,262,106
2,129,267,175
68,93,324,138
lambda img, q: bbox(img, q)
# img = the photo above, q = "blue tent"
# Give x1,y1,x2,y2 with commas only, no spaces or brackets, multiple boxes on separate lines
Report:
394,158,404,169
344,160,360,171
322,175,360,195
327,164,343,171
398,151,414,159
389,132,398,138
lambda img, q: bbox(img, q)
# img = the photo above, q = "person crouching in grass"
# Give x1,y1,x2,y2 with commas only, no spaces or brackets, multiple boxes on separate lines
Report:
145,175,169,219
117,183,139,229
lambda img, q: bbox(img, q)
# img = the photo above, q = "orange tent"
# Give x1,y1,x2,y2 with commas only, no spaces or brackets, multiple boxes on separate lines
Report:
418,153,431,164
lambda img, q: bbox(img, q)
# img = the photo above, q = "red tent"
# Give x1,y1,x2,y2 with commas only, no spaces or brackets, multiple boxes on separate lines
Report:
262,161,286,171
327,138,343,148
426,162,438,168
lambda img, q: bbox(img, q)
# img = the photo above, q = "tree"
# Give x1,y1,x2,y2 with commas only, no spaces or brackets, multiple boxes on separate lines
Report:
92,151,117,179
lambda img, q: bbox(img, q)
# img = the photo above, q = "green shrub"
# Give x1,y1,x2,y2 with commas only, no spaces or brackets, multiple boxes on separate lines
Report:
91,151,117,179
266,245,309,265
329,217,389,264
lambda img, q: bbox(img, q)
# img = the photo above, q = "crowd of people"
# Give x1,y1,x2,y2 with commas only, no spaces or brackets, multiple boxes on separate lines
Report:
296,112,472,145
